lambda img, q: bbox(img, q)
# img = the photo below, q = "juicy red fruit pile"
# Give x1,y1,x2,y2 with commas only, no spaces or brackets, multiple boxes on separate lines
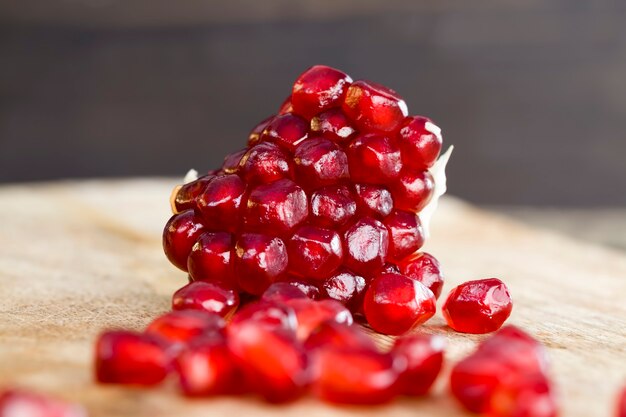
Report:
163,65,444,335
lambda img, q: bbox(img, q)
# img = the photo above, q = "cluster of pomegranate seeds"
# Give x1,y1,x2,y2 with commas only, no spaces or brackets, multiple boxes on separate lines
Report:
163,64,446,333
0,390,87,417
450,326,557,416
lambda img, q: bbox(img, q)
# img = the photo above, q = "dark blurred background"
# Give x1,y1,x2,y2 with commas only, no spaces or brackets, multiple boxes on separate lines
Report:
1,0,625,207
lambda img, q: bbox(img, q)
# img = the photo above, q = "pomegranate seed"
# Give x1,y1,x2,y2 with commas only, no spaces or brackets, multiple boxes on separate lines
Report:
262,282,309,303
304,322,377,352
313,348,401,404
353,183,394,218
383,210,425,261
310,108,356,142
342,79,408,132
617,387,626,417
450,326,549,413
443,278,513,334
287,225,343,281
172,281,239,318
291,65,352,119
197,174,246,233
392,334,445,396
285,298,353,341
175,338,241,397
238,141,293,184
343,217,390,276
363,272,436,335
397,116,443,170
278,277,322,300
234,233,289,296
278,96,293,114
172,175,213,213
0,390,86,417
261,113,309,151
378,263,401,274
310,185,357,227
146,310,225,345
95,330,171,386
187,232,234,285
293,137,349,189
163,210,206,271
227,322,310,402
346,133,403,185
248,115,274,146
322,268,366,311
221,148,246,174
391,169,435,212
230,300,297,334
244,179,308,235
486,373,557,417
398,252,444,299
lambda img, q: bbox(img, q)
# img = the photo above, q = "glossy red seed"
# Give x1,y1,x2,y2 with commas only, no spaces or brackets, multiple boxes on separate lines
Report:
230,301,297,334
278,96,293,115
346,133,403,185
293,137,349,189
95,331,171,386
616,387,626,417
343,217,389,276
234,233,289,296
261,113,309,151
342,80,408,132
248,115,275,146
392,334,445,396
477,326,549,374
310,108,356,142
227,323,310,402
397,116,443,170
221,148,246,174
443,278,512,334
353,183,394,218
278,277,322,300
175,338,241,397
197,174,246,233
322,268,366,310
313,348,401,404
378,263,401,274
262,282,309,303
398,252,444,299
391,169,434,212
310,185,357,227
146,310,225,345
0,390,87,417
363,272,436,335
287,225,343,281
187,232,234,285
163,210,206,271
172,281,239,318
172,175,213,213
384,210,425,261
291,65,352,119
304,322,377,352
486,373,557,417
285,298,353,341
244,179,308,235
238,141,292,184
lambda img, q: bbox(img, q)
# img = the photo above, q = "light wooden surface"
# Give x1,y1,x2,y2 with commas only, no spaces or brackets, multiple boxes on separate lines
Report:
0,179,624,417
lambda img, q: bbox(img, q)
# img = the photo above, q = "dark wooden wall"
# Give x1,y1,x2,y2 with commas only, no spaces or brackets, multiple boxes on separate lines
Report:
1,1,625,206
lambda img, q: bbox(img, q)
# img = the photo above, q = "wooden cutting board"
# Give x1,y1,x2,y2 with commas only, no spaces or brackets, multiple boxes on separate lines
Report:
0,179,624,417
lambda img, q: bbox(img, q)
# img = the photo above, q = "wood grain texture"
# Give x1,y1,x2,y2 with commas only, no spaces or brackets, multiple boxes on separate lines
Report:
0,179,624,416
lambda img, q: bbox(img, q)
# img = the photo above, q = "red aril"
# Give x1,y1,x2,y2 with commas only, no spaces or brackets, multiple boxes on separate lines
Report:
398,252,444,299
392,334,445,396
172,281,239,318
146,310,225,345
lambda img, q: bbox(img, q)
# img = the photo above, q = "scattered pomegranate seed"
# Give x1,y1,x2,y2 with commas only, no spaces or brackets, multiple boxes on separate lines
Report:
304,321,377,352
227,322,311,402
221,148,246,174
343,217,390,276
229,301,297,334
284,298,353,341
234,233,289,295
322,268,366,311
363,272,436,335
391,169,435,212
261,113,309,151
0,390,87,417
172,281,239,318
238,141,293,184
392,334,445,396
171,174,213,213
383,209,425,261
248,115,275,146
310,185,357,228
342,80,408,132
398,252,444,299
346,133,403,185
197,174,246,233
310,108,356,142
293,137,349,189
397,116,443,170
291,65,352,119
187,232,235,285
244,179,308,235
175,338,241,397
145,310,225,345
486,373,557,417
287,225,343,281
443,278,513,334
95,331,171,386
163,210,206,271
353,183,394,218
261,282,309,303
617,387,626,417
